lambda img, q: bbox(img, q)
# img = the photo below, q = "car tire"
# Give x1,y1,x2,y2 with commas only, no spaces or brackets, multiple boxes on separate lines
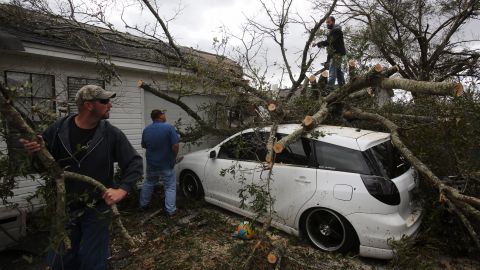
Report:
302,208,358,253
180,171,204,200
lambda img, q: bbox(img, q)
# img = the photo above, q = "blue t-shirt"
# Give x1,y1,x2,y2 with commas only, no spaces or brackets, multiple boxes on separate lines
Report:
142,120,180,170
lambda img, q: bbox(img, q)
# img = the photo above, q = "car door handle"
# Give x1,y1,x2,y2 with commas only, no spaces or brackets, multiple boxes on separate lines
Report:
294,177,311,183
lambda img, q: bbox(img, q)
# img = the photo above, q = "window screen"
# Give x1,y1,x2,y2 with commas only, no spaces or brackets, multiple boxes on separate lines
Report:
5,71,55,122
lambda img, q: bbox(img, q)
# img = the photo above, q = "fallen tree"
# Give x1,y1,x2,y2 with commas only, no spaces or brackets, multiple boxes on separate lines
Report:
1,0,479,265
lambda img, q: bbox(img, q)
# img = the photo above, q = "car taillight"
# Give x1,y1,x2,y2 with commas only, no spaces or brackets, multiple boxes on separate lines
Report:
360,175,400,205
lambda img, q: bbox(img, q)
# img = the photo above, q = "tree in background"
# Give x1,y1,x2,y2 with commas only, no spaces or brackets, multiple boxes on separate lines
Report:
341,0,479,82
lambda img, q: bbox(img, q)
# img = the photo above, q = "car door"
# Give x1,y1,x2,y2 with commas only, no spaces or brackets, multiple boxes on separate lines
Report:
204,132,265,208
253,135,317,227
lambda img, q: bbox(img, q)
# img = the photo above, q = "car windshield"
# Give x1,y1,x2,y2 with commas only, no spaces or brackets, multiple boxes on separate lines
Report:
368,141,410,179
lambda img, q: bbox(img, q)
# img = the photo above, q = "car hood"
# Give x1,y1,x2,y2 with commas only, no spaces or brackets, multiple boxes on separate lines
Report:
183,148,212,160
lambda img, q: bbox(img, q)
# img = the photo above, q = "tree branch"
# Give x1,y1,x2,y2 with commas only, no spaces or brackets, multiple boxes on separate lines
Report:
140,0,185,63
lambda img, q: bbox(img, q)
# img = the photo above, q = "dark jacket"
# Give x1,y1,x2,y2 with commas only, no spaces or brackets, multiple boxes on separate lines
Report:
316,24,346,58
43,114,143,204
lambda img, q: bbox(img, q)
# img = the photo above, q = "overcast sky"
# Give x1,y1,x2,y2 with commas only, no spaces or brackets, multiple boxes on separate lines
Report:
105,0,479,87
4,0,479,86
107,0,323,87
113,0,313,49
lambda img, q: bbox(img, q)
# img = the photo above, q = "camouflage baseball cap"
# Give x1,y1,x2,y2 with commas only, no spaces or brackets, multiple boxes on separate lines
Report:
75,85,116,106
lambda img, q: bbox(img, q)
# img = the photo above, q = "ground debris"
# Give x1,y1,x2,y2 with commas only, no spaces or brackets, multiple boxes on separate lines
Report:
177,213,198,225
3,196,479,269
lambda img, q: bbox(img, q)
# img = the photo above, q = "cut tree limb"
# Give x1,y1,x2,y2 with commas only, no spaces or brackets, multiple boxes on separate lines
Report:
380,78,463,96
265,123,278,164
63,172,136,247
244,125,279,269
267,238,287,268
325,64,385,103
302,115,314,128
268,102,277,112
274,102,329,154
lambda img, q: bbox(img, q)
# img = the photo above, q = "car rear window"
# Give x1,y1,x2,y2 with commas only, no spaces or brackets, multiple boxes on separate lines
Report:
368,140,410,178
314,141,372,174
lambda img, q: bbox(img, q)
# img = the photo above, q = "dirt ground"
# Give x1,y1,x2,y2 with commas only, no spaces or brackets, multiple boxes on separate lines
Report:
1,191,479,270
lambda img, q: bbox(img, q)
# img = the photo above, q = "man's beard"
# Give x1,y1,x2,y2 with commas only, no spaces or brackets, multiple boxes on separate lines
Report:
92,107,110,119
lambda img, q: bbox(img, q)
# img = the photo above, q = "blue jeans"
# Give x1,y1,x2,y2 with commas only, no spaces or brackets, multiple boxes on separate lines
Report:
328,56,345,88
47,204,111,270
140,168,176,215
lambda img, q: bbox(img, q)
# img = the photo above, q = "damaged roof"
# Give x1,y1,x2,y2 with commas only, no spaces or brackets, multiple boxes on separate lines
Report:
0,4,242,76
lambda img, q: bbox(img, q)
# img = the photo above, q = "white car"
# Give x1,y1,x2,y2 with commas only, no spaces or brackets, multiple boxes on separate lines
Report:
176,124,422,259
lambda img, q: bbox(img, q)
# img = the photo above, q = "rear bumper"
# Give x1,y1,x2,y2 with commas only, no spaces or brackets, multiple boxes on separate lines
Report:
346,207,423,259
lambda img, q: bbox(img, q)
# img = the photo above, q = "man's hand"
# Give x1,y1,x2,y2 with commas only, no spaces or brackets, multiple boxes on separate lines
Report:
103,188,128,205
19,135,43,154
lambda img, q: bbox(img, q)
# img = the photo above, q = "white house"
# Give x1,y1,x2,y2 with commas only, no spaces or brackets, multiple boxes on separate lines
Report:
0,4,242,250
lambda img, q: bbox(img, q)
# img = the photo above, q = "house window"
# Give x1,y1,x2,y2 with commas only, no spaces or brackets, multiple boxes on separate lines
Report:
5,71,55,122
4,71,55,173
67,77,105,113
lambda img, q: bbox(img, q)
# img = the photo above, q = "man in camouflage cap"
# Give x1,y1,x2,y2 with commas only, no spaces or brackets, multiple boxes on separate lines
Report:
20,85,142,269
75,84,116,106
74,84,117,121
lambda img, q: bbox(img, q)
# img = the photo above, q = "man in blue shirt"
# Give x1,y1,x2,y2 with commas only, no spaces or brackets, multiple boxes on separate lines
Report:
140,109,180,215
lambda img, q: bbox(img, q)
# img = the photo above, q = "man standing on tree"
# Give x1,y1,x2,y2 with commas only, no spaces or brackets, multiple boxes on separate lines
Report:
139,109,180,216
312,16,347,90
20,85,143,270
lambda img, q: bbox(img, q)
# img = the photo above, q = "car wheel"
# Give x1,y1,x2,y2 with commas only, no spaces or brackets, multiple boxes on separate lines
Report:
303,208,358,253
180,171,204,200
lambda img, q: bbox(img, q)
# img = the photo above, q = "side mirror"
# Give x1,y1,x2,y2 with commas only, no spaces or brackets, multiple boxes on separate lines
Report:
209,150,217,159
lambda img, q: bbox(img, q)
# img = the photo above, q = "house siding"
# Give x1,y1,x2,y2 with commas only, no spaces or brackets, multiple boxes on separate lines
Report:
0,51,146,212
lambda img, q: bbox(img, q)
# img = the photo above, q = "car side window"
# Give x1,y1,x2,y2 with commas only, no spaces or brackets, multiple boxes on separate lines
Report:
218,132,267,162
275,134,314,167
315,141,371,174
